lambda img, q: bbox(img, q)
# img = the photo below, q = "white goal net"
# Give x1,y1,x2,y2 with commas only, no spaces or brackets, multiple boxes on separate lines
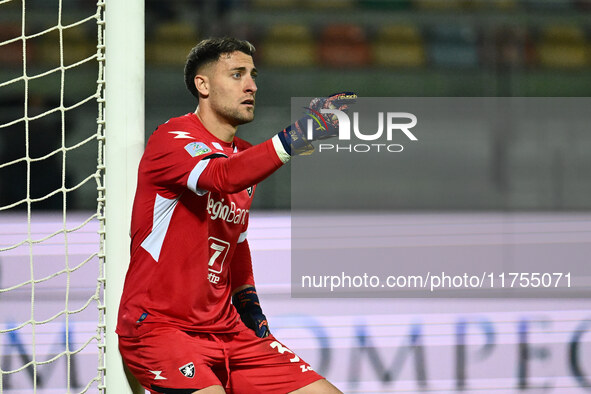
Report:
0,0,106,392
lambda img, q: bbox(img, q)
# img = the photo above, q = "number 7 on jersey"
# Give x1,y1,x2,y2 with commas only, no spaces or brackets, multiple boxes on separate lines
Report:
208,237,230,274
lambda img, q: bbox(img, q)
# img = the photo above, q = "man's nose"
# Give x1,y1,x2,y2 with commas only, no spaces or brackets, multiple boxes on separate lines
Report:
245,76,257,94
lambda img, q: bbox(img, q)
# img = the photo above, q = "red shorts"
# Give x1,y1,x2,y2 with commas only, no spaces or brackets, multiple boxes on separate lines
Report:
119,324,324,394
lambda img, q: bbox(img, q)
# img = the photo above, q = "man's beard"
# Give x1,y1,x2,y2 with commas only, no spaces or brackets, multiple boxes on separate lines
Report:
218,104,255,126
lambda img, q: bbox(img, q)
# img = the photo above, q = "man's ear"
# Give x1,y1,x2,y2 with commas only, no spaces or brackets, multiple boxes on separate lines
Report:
195,74,209,98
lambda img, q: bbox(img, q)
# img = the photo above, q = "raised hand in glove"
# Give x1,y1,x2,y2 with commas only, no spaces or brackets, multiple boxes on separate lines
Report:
277,92,357,155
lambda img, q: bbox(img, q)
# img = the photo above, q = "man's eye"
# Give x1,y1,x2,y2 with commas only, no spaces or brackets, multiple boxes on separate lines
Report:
232,72,241,79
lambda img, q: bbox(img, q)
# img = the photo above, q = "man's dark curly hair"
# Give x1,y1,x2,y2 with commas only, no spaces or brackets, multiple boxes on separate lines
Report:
184,37,256,100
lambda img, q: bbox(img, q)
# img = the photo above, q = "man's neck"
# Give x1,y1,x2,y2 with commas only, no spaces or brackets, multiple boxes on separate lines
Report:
195,106,236,143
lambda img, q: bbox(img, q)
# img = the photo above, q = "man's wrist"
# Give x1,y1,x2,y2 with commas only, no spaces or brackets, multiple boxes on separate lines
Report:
272,134,291,163
232,286,270,338
276,119,316,156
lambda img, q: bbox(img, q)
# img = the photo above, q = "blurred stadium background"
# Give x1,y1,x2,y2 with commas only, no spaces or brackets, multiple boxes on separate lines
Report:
1,0,591,211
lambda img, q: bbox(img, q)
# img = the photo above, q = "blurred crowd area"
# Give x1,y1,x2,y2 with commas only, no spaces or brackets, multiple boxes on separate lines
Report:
1,0,591,73
1,0,591,211
145,1,591,74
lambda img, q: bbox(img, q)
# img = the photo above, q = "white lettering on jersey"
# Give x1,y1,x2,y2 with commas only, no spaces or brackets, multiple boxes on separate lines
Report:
150,371,167,380
169,131,194,139
208,272,220,284
206,195,249,225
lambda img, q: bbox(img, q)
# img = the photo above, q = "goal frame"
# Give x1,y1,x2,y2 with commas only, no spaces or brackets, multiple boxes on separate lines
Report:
104,0,145,392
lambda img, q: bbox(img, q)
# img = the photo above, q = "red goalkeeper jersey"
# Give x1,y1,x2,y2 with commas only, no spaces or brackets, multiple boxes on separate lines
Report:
117,113,284,337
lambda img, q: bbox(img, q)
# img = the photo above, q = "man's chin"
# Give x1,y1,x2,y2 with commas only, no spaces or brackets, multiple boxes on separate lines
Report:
234,112,255,125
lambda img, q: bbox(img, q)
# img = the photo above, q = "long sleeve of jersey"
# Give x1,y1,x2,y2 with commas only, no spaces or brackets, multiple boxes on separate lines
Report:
230,239,255,291
197,139,284,194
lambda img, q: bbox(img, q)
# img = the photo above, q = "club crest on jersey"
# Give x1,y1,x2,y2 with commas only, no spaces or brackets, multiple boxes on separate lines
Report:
179,362,195,378
246,186,253,197
184,142,211,157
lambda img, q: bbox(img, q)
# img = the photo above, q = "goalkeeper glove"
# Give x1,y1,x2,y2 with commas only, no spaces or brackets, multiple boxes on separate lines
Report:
232,287,270,338
277,92,357,155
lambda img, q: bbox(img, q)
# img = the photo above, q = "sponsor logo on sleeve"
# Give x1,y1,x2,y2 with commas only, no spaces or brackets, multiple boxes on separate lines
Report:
184,142,212,157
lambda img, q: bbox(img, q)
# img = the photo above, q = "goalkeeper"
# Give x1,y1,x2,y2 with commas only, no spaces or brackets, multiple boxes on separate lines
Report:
117,37,355,394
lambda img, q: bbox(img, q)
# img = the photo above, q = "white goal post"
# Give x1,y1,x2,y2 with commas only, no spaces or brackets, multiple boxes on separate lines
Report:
103,0,145,392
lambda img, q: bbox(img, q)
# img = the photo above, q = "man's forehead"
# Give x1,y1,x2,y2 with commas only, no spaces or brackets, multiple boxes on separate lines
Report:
217,51,255,69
